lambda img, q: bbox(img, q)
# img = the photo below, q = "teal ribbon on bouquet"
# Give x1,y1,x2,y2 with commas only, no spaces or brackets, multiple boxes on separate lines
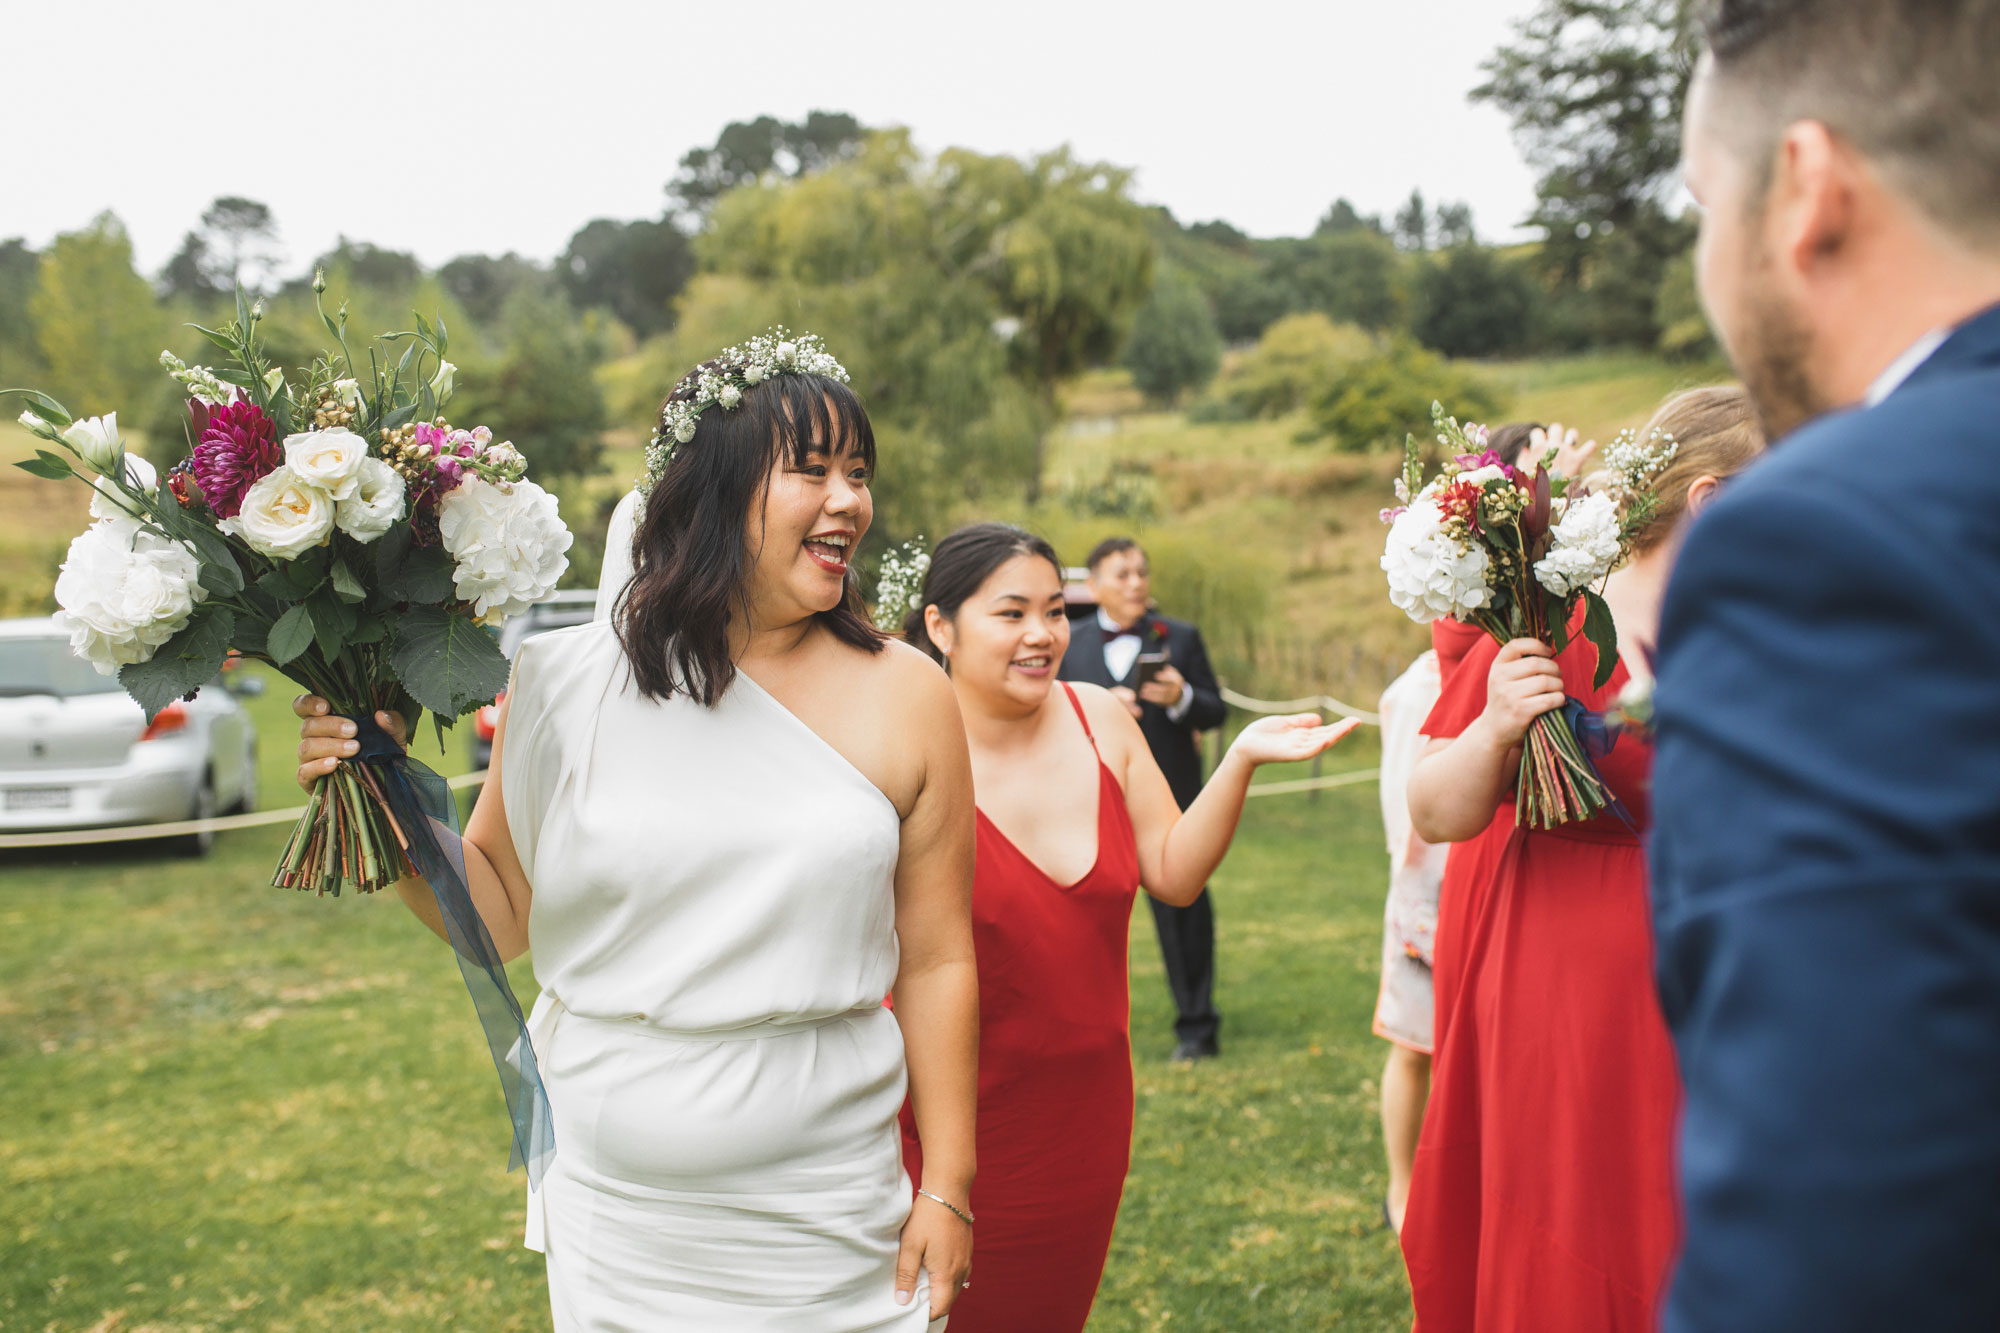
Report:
344,713,555,1186
1560,698,1637,833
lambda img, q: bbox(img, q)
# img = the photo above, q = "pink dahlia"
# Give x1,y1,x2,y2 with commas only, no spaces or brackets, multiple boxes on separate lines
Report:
191,400,280,518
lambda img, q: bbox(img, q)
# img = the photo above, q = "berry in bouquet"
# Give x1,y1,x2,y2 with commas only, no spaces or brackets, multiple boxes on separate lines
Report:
11,282,570,1176
1379,404,1674,828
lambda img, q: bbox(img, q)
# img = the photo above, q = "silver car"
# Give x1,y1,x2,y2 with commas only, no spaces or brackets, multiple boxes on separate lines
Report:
0,617,258,855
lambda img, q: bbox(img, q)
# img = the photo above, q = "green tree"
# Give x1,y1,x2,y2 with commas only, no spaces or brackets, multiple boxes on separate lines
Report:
1267,230,1408,331
1122,271,1222,404
439,252,551,329
684,131,1153,526
0,238,41,384
306,238,422,292
1394,189,1431,251
1654,249,1717,361
1414,244,1541,358
451,288,608,479
560,217,695,338
1435,201,1477,248
30,213,164,417
1474,0,1697,346
1315,198,1384,236
195,196,281,294
1310,336,1501,452
668,111,867,216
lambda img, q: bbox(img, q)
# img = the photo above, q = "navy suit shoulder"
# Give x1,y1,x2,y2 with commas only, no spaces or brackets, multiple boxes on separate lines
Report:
1651,307,2000,1333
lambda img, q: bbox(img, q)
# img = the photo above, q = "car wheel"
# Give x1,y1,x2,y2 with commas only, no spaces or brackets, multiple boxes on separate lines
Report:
172,771,218,857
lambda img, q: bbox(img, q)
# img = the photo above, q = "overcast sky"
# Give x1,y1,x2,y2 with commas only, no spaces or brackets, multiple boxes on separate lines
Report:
5,0,1546,276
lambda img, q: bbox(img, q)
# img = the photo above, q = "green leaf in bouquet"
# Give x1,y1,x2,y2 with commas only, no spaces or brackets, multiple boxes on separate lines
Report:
308,588,354,660
189,323,239,354
3,389,74,428
1580,589,1619,690
151,508,245,594
391,607,510,720
1545,595,1573,653
233,615,269,655
374,526,456,603
348,615,388,646
330,557,367,604
269,603,315,666
120,607,235,722
15,451,74,480
209,366,256,388
379,401,421,431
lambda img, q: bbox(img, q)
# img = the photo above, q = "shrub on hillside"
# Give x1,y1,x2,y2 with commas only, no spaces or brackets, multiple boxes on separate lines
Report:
1308,336,1500,452
1654,251,1718,362
1209,313,1375,419
1414,245,1541,358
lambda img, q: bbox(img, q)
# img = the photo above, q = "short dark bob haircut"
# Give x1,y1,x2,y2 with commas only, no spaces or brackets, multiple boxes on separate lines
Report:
617,362,883,705
902,522,1064,668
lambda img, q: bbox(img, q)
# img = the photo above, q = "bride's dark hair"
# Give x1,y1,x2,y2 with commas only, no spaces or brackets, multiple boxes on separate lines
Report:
616,363,884,705
902,522,1064,668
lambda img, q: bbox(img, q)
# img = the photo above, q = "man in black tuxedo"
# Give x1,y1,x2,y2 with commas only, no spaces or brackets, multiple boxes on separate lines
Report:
1060,537,1228,1061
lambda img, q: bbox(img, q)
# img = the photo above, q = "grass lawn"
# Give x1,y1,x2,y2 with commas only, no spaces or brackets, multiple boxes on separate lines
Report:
1,675,1408,1332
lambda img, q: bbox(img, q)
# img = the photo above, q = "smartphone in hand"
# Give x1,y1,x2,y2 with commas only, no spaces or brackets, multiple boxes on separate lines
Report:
1133,650,1170,690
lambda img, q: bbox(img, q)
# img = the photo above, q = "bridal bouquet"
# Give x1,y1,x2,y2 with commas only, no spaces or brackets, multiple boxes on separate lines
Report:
12,283,572,894
1379,404,1672,827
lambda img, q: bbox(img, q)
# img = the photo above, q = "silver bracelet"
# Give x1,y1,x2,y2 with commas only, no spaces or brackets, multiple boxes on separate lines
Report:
915,1187,974,1226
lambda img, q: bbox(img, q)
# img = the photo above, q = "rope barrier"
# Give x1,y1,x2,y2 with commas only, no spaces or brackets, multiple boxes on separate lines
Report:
0,771,490,851
1243,767,1380,799
1220,686,1380,726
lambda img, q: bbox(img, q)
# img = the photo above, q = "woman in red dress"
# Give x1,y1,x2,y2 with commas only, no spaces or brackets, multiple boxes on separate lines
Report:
895,523,1356,1332
1399,388,1765,1331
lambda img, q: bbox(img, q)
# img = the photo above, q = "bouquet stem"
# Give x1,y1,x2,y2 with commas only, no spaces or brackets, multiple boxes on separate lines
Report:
274,762,411,896
1515,709,1617,830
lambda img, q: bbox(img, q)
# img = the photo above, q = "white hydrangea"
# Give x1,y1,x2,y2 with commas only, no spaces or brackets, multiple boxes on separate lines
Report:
438,476,574,624
1534,491,1624,597
53,517,208,674
1382,498,1492,625
334,457,406,543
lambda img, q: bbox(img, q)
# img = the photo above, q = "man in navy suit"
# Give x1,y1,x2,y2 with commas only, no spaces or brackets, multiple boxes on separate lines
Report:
1061,537,1228,1061
1652,3,2000,1329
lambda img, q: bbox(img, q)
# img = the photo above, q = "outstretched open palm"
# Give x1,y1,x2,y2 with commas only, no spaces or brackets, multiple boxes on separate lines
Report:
1230,713,1360,767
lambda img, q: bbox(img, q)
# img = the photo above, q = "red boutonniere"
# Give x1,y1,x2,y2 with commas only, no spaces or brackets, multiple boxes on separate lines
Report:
1149,618,1170,643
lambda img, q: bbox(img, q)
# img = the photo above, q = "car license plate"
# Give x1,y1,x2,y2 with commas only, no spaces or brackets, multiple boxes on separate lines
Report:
5,786,71,811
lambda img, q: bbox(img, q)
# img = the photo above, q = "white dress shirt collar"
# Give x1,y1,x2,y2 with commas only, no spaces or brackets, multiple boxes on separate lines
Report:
1866,327,1951,406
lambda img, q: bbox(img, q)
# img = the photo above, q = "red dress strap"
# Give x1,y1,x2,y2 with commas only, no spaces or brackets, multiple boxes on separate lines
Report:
1060,682,1101,753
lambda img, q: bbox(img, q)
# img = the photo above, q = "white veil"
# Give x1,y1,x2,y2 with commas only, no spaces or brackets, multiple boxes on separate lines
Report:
593,488,641,624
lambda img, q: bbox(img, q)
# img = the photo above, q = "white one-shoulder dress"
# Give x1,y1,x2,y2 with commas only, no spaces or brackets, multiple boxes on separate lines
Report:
502,619,942,1331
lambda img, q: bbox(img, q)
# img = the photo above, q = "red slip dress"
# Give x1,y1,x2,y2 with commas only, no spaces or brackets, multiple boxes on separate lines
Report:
1400,627,1682,1333
901,683,1143,1333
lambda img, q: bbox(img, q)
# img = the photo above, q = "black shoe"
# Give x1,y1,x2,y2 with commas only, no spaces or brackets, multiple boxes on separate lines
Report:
1171,1038,1219,1063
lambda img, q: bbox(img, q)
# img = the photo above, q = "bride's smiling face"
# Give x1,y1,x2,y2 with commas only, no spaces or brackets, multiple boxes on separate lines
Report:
744,409,873,622
932,553,1070,710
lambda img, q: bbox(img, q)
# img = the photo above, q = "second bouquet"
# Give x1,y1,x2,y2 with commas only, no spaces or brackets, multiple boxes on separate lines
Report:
1379,404,1672,828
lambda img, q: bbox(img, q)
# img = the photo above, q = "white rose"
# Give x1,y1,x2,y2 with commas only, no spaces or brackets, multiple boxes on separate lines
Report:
89,453,159,521
334,457,406,543
61,414,123,473
1457,465,1507,487
1534,492,1624,597
53,517,207,674
438,476,574,622
283,427,368,500
222,465,336,559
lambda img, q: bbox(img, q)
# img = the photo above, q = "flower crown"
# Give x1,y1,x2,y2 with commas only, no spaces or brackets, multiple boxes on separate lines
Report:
641,328,849,494
1598,427,1679,499
872,539,931,631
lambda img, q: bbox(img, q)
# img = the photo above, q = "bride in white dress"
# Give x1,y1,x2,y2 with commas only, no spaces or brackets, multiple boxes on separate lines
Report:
296,333,978,1330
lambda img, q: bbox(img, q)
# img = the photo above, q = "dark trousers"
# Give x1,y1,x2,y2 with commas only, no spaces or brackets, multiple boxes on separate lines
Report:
1148,888,1220,1049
